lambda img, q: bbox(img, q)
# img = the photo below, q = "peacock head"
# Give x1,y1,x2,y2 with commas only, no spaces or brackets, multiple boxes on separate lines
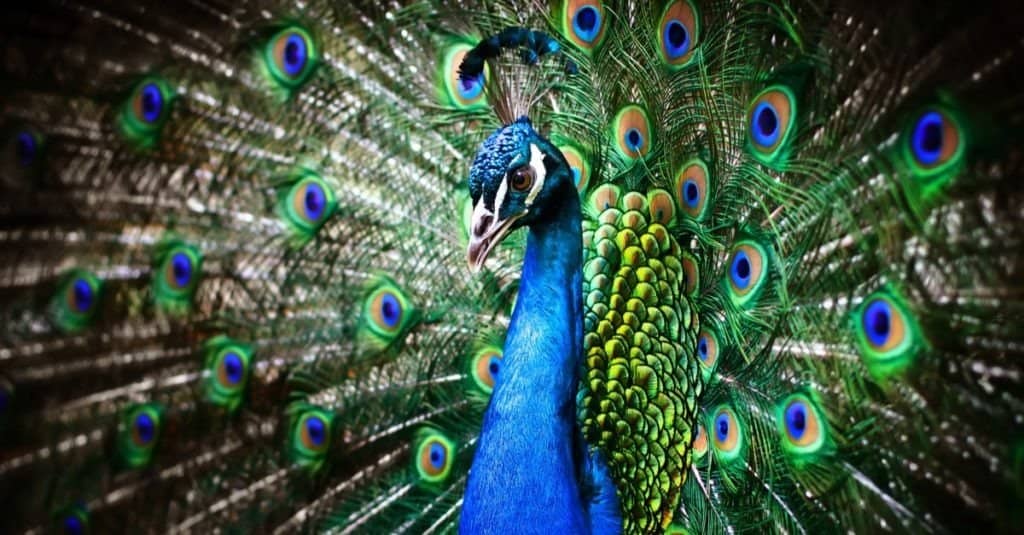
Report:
466,118,574,270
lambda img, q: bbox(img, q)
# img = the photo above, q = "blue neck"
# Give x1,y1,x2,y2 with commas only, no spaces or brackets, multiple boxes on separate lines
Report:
461,187,587,531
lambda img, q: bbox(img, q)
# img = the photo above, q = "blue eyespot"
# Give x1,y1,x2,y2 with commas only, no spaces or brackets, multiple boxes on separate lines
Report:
428,441,447,470
303,182,326,221
222,352,243,385
416,432,455,482
134,413,155,444
72,278,94,313
380,292,402,329
730,249,752,289
63,514,84,535
752,102,780,147
624,128,644,151
863,299,892,347
459,72,484,100
784,400,807,441
139,83,164,124
683,179,700,208
488,356,501,377
911,111,944,166
715,412,730,443
305,416,326,446
16,131,37,167
573,6,602,43
171,252,193,288
697,336,708,362
282,33,308,77
663,20,690,59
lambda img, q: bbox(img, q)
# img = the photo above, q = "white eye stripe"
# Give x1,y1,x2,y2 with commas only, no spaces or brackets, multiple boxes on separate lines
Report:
524,144,547,207
492,169,510,216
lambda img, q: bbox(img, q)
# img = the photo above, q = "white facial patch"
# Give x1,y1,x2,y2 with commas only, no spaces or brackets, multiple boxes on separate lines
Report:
491,169,510,216
524,143,547,207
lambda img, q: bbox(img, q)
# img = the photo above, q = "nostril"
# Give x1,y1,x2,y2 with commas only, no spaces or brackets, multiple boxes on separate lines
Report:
473,214,493,236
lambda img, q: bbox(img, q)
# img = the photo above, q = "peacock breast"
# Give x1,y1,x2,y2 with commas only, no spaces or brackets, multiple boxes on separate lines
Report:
578,185,702,532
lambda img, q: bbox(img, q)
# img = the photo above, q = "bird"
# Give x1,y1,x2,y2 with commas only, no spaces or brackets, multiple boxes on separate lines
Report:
1,0,1023,533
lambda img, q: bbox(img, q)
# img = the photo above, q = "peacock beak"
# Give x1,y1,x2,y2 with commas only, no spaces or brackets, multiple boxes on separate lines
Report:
467,201,520,272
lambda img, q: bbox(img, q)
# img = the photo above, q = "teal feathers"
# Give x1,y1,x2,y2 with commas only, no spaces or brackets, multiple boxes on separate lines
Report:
0,0,1022,533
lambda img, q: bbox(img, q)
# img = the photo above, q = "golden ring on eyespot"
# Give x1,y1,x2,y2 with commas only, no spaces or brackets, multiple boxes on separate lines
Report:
675,159,709,219
727,242,764,296
712,407,739,452
474,351,502,389
370,289,404,332
749,88,794,154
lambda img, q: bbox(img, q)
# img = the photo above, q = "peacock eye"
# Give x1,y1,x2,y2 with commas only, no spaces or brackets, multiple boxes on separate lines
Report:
470,346,503,394
204,336,253,412
510,166,535,192
658,0,700,68
264,26,317,89
289,406,334,471
119,77,174,146
118,404,163,468
776,392,829,458
52,269,103,332
414,429,456,484
279,173,337,243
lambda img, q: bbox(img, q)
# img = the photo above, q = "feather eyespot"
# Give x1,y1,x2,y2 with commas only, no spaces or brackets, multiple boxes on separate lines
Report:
696,327,718,382
167,252,194,290
153,242,202,310
14,130,40,167
205,337,252,411
471,346,503,393
562,0,606,50
264,26,317,89
510,165,535,192
711,406,743,462
725,240,768,307
359,278,417,355
289,406,333,470
132,412,156,446
134,83,165,125
415,430,455,483
52,270,102,332
903,107,965,182
911,111,957,167
118,404,162,468
747,86,796,165
120,77,174,146
680,251,699,298
675,159,710,220
219,352,244,386
783,398,816,445
440,42,487,109
301,414,328,450
776,393,828,457
371,290,403,331
612,105,652,161
68,276,97,314
558,144,590,192
281,174,337,240
658,0,699,68
692,422,708,461
853,289,923,379
55,504,90,535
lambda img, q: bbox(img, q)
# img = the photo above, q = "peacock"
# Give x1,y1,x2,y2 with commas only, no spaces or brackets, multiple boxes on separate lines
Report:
1,0,1022,532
